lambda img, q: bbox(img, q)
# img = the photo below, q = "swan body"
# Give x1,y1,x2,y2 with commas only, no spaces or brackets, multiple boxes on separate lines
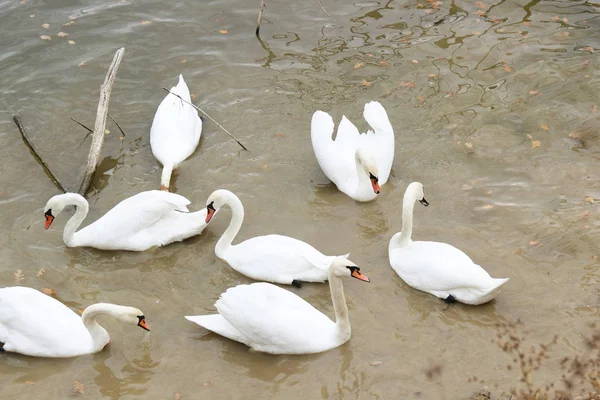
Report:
185,257,370,354
44,191,207,251
311,101,395,201
204,189,349,285
0,286,149,358
388,182,509,305
150,74,202,191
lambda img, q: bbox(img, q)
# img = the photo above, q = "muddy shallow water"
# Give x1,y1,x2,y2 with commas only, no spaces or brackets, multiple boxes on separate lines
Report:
0,0,599,398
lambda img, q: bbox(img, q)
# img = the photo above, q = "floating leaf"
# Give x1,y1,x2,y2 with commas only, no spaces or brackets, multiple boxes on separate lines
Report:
361,79,371,87
36,267,45,277
562,17,568,23
379,60,389,66
190,93,196,100
14,269,24,283
483,204,494,209
140,20,152,25
274,133,284,137
531,140,541,149
370,361,383,366
411,59,419,64
465,142,473,149
399,81,416,88
41,288,56,296
529,89,540,96
40,35,51,40
583,46,595,53
428,73,437,78
78,60,86,67
30,14,35,18
585,196,595,203
473,10,485,16
503,64,513,72
174,393,182,400
540,123,549,131
552,16,559,21
73,380,85,394
475,1,485,8
219,29,228,34
57,31,69,38
41,23,49,29
354,62,364,69
24,381,34,384
529,240,539,247
63,21,74,26
68,40,76,44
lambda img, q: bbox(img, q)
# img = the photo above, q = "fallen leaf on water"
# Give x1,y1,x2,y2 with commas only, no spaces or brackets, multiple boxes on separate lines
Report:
515,249,523,255
583,210,591,217
529,89,540,96
64,21,74,26
41,23,49,29
486,189,493,194
503,64,513,72
274,133,284,137
592,105,598,113
584,225,591,229
483,204,494,209
417,96,425,102
475,1,485,9
201,382,212,387
14,270,24,283
219,29,228,34
583,46,595,53
399,81,416,88
562,17,568,23
370,361,383,366
529,240,539,247
428,73,437,78
527,134,533,140
531,140,541,149
36,268,45,277
361,79,371,87
68,40,75,44
191,93,196,100
379,60,389,66
30,14,35,18
585,196,595,203
216,16,224,22
554,31,570,39
40,35,51,40
57,32,69,38
465,142,473,149
411,59,419,64
73,380,85,394
174,393,182,400
541,123,549,131
354,62,364,69
78,61,86,67
262,164,269,169
24,381,35,385
41,288,56,295
140,20,152,25
473,10,486,16
552,16,560,21
424,9,435,14
568,132,581,139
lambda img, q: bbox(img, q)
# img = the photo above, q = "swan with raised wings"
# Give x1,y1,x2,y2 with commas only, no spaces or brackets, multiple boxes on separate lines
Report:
311,101,395,201
185,256,370,354
0,286,149,357
204,189,349,286
43,191,207,251
150,74,202,191
388,182,509,305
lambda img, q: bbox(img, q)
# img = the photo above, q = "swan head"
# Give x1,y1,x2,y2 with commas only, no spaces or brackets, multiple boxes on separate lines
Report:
406,182,429,207
330,257,370,282
43,193,83,230
116,306,151,331
356,148,380,194
204,189,234,224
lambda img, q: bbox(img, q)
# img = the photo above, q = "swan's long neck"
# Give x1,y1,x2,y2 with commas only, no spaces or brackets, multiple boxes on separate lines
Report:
62,194,89,247
397,190,417,246
329,268,351,342
160,164,174,191
215,193,245,259
354,149,372,195
81,303,118,349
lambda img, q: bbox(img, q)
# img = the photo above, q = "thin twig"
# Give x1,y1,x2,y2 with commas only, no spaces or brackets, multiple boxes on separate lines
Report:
70,118,93,133
13,116,67,193
108,112,125,137
78,47,125,196
317,0,331,17
161,87,248,151
256,0,266,37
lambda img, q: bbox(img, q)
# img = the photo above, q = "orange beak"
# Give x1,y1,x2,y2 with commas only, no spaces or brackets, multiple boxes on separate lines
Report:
205,207,216,224
44,215,54,230
138,318,151,331
351,269,370,282
370,177,380,194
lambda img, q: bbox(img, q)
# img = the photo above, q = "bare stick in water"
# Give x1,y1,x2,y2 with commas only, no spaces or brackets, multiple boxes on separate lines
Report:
161,87,248,151
317,0,331,17
108,112,126,137
13,116,67,193
70,118,93,133
78,47,125,196
256,0,266,37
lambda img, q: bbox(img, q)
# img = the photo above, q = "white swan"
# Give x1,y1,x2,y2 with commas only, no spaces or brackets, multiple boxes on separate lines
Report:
204,189,349,286
185,256,370,354
150,74,202,191
388,182,509,305
0,286,149,358
44,191,207,251
311,101,395,202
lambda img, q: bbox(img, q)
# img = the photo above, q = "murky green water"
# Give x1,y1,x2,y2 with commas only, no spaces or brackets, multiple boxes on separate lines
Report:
0,0,598,398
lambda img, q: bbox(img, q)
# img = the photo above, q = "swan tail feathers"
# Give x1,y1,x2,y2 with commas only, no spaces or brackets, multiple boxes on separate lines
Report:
171,74,191,102
311,111,335,142
185,315,250,345
363,101,393,134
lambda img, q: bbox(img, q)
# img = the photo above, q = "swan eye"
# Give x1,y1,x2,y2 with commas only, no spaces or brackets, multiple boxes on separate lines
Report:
368,173,378,182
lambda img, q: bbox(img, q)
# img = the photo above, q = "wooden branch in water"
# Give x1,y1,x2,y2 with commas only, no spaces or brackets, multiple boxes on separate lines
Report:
161,87,248,151
78,47,125,196
13,116,67,193
70,117,93,133
256,0,266,37
108,112,125,137
317,0,331,17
